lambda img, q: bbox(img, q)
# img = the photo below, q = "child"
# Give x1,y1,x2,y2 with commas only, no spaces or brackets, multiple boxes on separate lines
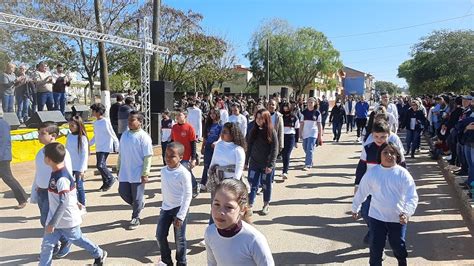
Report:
204,179,274,266
31,122,74,259
300,97,322,170
39,142,107,266
161,111,174,166
66,115,89,207
228,102,247,136
171,108,199,198
90,103,119,192
156,142,192,266
117,111,153,230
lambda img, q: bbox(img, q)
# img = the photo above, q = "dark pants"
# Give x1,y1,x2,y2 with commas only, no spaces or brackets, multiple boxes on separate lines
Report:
200,146,214,186
346,115,354,132
463,145,474,186
321,113,328,130
156,207,187,266
53,92,67,114
181,160,198,190
248,167,274,205
355,118,368,138
369,217,408,266
161,141,170,166
37,92,54,111
406,129,421,155
73,171,86,206
332,121,343,141
282,134,295,174
0,160,28,205
118,182,145,219
95,152,115,187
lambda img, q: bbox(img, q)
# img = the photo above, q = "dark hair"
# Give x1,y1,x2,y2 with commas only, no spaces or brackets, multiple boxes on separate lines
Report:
377,142,402,164
372,121,390,134
222,122,247,151
250,109,274,143
56,63,63,68
280,102,293,113
125,97,134,105
129,111,145,124
204,108,221,138
69,115,89,154
90,103,106,115
166,141,185,156
44,142,66,164
38,122,59,136
214,179,252,224
116,94,124,101
175,108,187,115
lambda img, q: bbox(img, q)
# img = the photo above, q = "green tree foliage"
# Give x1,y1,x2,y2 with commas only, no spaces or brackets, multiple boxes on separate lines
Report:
398,30,474,95
247,19,342,98
374,80,402,96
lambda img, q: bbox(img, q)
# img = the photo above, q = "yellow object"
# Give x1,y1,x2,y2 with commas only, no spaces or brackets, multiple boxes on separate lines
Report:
11,124,95,164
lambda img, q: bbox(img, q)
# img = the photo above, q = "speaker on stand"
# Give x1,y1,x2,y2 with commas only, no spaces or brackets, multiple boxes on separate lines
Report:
25,111,67,128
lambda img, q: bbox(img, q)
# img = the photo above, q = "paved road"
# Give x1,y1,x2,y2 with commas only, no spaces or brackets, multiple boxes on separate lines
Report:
1,129,473,265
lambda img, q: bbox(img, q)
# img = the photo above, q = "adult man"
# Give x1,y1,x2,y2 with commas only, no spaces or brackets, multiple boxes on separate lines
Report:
34,62,55,111
355,96,370,142
1,62,20,113
319,95,329,130
109,94,124,137
52,64,71,115
14,65,35,123
117,97,135,139
344,95,356,133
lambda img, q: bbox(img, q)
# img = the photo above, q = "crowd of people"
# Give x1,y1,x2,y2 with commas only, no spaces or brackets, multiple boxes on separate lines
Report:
2,85,474,265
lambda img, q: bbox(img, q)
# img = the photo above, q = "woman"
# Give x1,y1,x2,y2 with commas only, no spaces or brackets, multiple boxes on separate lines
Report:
246,109,278,215
352,143,418,265
404,100,426,158
329,99,346,142
200,108,222,191
280,103,299,180
300,97,322,170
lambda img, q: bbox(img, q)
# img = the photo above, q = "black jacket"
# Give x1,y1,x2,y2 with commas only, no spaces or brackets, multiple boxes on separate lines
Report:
329,105,346,124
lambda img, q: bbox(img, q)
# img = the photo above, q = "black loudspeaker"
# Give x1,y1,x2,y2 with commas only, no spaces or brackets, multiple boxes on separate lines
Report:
151,81,174,113
25,111,67,128
281,87,289,99
3,112,20,130
72,105,90,121
309,90,315,98
151,112,161,145
64,106,73,121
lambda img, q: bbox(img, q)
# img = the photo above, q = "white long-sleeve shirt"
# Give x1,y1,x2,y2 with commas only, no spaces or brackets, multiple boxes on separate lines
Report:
209,141,246,180
187,107,203,139
90,118,119,153
160,164,192,221
228,114,248,136
352,164,418,223
219,109,229,125
66,134,89,172
205,221,275,266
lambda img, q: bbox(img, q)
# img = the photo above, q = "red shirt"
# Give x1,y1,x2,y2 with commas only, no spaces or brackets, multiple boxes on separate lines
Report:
171,123,197,161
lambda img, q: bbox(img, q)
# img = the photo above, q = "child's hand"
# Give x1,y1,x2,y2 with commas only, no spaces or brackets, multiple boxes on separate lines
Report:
141,176,149,184
351,212,360,220
46,225,55,234
173,218,183,228
399,213,409,224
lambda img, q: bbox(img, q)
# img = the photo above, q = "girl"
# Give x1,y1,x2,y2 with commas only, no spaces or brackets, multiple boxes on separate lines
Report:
246,109,278,215
66,115,89,207
300,97,323,170
228,102,248,136
352,143,418,265
201,108,223,191
204,179,274,266
280,103,300,180
329,99,346,142
404,100,426,158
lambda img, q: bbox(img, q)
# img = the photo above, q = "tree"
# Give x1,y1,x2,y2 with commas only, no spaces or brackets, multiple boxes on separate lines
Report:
398,30,474,95
374,81,402,96
247,19,342,99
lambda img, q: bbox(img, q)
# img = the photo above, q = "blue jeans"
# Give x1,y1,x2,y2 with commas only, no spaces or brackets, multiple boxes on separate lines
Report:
282,134,295,174
200,146,214,186
118,182,145,219
15,96,30,122
156,207,187,265
369,217,407,266
181,160,198,190
303,137,317,167
406,129,421,154
53,92,66,114
39,226,103,266
248,167,274,205
73,171,86,206
463,145,474,185
96,152,115,187
332,121,343,141
2,94,14,112
37,92,54,111
37,189,50,227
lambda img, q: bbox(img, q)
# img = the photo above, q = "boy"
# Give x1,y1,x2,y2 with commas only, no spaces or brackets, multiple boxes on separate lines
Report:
117,111,153,229
40,143,107,266
171,109,199,198
31,122,74,258
156,142,192,266
161,111,174,166
90,103,119,191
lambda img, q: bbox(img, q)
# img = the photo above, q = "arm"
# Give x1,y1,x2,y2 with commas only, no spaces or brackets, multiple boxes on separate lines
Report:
47,178,71,230
251,236,275,266
106,119,119,151
352,171,372,214
401,171,419,218
78,136,89,172
234,147,246,179
278,115,284,151
204,230,218,266
267,131,278,170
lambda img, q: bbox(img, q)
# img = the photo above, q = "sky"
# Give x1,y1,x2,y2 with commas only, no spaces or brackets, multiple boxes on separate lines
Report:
165,0,473,87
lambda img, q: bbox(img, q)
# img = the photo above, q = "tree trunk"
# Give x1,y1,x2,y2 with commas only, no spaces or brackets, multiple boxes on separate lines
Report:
151,0,161,81
94,0,111,116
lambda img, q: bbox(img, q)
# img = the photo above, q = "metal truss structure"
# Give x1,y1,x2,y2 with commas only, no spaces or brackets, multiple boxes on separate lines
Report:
0,12,168,134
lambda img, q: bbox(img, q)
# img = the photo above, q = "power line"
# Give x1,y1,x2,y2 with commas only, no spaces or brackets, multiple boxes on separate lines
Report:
341,43,413,53
330,14,473,39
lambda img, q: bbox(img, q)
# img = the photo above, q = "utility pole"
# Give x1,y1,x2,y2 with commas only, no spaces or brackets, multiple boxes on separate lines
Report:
266,38,270,99
151,0,161,81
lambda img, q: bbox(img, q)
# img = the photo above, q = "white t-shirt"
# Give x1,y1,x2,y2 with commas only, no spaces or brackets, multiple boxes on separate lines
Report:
301,109,322,139
205,221,275,266
90,118,119,153
66,134,89,172
220,109,229,125
34,147,73,189
118,129,153,183
187,107,203,139
228,114,248,136
46,175,82,229
209,141,245,180
160,164,192,221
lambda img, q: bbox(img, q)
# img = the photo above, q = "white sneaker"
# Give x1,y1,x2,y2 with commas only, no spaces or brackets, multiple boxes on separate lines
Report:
198,240,206,247
282,173,288,180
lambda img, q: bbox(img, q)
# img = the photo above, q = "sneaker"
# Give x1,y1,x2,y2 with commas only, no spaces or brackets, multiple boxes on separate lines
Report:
261,204,270,215
93,250,107,266
200,184,207,192
129,218,140,230
52,244,61,257
79,205,88,216
198,240,206,247
192,185,200,198
282,173,288,180
54,242,72,259
15,202,27,209
102,178,117,192
256,187,263,195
